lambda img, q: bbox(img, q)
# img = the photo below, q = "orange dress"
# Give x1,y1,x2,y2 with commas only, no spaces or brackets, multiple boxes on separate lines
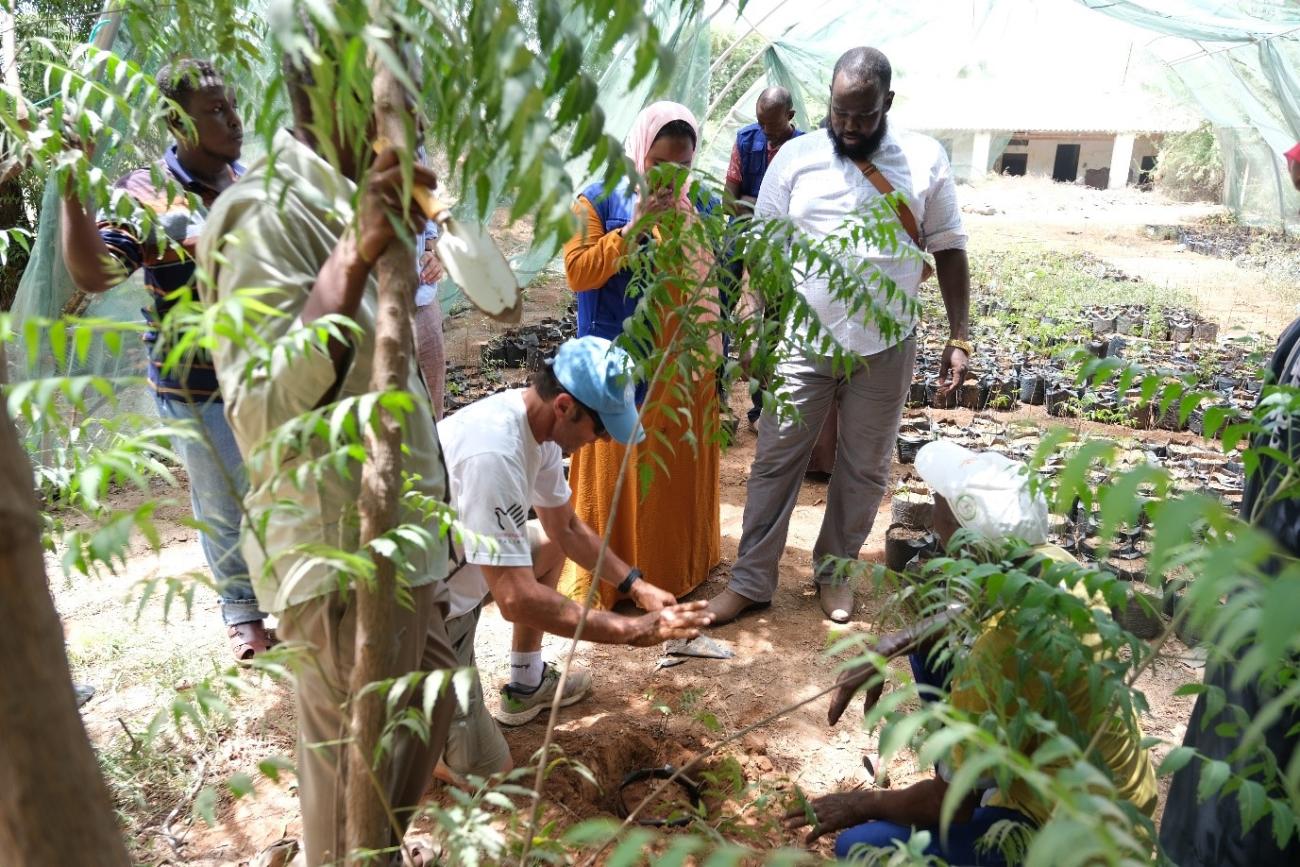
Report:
556,197,722,609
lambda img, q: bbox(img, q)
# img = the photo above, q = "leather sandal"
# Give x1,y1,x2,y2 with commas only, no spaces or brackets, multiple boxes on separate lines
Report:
228,620,278,664
818,583,855,623
705,588,771,625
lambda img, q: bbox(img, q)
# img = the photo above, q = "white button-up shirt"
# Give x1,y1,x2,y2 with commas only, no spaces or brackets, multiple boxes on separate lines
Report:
754,127,967,357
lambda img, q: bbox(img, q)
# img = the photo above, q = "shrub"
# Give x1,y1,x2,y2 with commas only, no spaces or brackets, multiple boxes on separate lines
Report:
1155,123,1224,202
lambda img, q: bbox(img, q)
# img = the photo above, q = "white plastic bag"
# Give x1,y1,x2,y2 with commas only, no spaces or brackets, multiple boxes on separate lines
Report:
914,440,1049,545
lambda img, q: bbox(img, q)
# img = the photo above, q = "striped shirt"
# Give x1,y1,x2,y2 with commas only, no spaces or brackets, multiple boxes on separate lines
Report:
98,146,243,401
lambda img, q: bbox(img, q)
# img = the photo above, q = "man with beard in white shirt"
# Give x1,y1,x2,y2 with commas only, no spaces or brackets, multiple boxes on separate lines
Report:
708,46,972,625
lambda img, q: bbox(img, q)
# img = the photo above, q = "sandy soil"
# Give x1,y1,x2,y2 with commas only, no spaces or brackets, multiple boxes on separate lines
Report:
51,175,1296,864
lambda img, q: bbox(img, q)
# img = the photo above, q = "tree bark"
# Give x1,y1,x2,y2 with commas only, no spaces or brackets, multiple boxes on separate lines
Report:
343,48,418,864
0,343,131,865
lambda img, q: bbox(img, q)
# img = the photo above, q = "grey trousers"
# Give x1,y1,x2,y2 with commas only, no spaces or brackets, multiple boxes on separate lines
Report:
729,336,916,601
281,583,458,866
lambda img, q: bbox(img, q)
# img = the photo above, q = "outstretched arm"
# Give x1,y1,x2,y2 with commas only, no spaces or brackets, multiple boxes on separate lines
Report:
60,189,130,294
480,563,709,646
535,502,676,611
782,776,977,844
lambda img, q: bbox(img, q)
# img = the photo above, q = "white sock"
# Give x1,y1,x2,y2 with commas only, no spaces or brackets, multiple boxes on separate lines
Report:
509,651,544,691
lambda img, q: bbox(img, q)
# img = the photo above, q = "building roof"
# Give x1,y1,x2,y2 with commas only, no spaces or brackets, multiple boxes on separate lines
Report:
891,79,1202,134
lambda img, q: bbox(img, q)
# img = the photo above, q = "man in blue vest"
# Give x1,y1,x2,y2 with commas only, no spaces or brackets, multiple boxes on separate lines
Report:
725,86,803,217
726,87,804,428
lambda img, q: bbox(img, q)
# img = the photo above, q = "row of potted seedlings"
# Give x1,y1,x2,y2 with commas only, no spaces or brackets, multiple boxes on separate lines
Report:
907,308,1261,430
479,317,577,370
896,414,1244,507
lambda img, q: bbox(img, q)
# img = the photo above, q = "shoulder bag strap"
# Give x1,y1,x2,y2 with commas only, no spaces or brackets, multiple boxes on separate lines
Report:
861,162,924,250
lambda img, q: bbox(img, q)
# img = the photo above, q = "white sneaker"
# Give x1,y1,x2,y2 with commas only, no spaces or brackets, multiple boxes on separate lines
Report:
496,663,593,726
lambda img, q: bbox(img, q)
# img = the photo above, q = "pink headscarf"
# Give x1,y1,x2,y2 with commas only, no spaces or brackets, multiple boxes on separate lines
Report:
622,102,718,345
625,101,699,209
1286,142,1300,164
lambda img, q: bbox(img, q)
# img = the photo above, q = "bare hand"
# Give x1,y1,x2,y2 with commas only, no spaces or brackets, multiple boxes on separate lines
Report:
628,579,676,613
935,345,969,399
419,247,444,284
623,187,678,240
782,791,871,844
357,147,438,265
61,114,97,163
826,607,966,726
626,600,713,647
59,114,98,197
827,664,885,728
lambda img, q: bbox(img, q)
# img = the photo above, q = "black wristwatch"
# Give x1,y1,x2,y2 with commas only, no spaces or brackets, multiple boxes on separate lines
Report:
617,567,643,595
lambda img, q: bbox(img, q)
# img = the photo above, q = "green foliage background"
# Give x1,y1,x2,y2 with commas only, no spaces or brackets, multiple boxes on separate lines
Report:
1155,122,1225,203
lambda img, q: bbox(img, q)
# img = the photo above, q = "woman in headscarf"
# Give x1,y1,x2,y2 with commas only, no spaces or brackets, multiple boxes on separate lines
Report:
556,101,722,609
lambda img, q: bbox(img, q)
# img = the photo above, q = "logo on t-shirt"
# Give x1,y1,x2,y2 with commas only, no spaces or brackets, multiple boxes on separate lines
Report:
494,503,527,532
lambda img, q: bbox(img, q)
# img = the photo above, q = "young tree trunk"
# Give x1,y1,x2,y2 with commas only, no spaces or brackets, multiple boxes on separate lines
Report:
0,344,131,865
344,52,418,862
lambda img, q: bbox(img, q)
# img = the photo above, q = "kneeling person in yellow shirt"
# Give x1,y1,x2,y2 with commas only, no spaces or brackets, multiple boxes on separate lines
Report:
785,444,1157,863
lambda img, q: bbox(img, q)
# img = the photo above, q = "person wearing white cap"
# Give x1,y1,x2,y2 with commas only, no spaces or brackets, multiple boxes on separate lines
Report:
432,335,714,786
784,443,1156,861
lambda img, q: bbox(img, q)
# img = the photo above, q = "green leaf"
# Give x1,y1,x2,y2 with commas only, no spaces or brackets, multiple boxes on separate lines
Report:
257,756,295,782
227,772,255,799
653,835,704,867
1159,746,1197,777
1238,779,1269,832
452,666,475,714
693,710,722,733
1272,799,1297,847
1196,759,1231,803
607,828,656,867
701,846,747,867
193,786,219,826
560,818,620,847
48,322,67,368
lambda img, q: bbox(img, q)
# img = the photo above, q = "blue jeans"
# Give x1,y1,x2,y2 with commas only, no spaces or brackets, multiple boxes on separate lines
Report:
835,805,1035,864
154,395,264,626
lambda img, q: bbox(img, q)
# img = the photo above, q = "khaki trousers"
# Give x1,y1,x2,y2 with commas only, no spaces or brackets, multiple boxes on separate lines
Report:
729,336,916,601
414,299,445,421
280,583,458,866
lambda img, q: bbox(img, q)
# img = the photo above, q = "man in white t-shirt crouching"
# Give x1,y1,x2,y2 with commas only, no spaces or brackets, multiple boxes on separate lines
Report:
434,335,715,785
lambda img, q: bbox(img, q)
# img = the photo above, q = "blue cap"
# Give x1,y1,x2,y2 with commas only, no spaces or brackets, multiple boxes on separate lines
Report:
552,336,644,445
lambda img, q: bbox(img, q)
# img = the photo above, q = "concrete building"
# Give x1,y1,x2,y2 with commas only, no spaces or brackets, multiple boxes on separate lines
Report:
892,82,1200,189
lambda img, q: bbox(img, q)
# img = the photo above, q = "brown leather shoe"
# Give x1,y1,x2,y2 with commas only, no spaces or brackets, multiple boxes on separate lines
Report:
706,588,770,625
818,583,855,623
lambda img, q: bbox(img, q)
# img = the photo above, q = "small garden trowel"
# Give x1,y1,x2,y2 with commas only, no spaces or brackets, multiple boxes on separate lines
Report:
655,635,735,670
373,139,522,324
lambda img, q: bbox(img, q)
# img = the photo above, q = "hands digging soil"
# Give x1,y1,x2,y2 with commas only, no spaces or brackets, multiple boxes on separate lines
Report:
783,789,872,844
826,605,965,726
626,600,714,647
